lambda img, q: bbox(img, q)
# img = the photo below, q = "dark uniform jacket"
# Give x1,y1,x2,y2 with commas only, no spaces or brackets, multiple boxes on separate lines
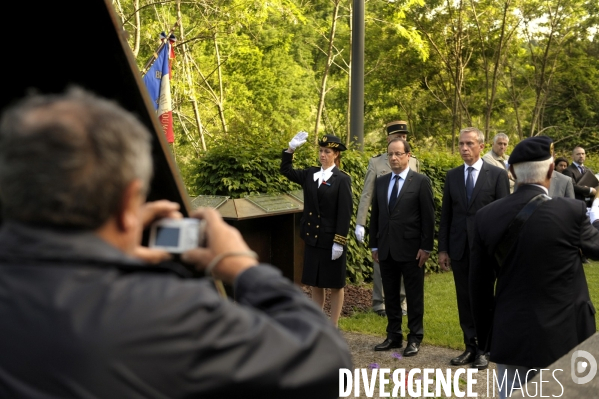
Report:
369,169,435,261
280,150,352,248
438,161,510,261
0,222,352,398
470,185,598,368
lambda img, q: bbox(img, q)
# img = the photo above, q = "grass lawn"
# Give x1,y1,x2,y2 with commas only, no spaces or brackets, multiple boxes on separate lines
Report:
340,260,599,350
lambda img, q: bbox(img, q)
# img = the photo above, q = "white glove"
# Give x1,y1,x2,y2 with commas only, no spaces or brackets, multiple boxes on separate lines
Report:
355,224,365,243
590,198,599,224
332,243,344,260
289,131,308,150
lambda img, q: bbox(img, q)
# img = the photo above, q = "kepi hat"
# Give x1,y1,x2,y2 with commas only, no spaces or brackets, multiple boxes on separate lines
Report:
386,120,410,136
509,136,554,165
318,134,347,151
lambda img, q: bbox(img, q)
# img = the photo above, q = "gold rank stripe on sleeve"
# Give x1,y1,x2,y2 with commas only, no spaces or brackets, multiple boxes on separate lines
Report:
333,234,347,246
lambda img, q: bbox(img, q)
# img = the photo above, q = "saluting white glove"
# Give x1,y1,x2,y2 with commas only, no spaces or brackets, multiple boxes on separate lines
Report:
332,243,344,260
289,131,308,150
355,224,365,243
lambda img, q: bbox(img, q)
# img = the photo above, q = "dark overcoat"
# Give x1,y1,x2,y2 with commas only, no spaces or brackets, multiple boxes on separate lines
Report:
470,184,598,368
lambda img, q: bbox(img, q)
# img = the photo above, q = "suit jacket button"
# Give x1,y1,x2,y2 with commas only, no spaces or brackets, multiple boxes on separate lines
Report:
306,233,309,236
316,225,319,228
309,212,312,215
308,223,311,226
315,235,318,238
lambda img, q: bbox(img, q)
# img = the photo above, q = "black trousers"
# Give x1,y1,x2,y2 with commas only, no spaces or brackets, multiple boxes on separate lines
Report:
380,256,424,343
451,246,478,353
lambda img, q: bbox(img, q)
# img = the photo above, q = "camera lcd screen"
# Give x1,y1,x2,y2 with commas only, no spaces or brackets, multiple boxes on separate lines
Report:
154,226,180,247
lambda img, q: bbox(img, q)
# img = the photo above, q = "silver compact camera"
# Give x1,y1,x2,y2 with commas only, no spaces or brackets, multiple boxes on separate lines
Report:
148,218,206,253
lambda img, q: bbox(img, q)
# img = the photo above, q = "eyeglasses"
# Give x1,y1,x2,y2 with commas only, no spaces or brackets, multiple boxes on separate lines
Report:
387,151,408,158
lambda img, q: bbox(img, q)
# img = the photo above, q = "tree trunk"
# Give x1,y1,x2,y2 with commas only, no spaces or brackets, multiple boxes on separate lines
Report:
177,0,207,151
314,0,341,141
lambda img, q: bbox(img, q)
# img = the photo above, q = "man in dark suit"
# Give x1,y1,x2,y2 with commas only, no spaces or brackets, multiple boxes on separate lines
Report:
470,136,598,398
438,127,509,369
369,138,435,357
562,146,597,207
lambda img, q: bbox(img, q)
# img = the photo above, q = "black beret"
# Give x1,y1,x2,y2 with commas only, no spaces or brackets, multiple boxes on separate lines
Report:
386,120,410,135
509,136,554,165
318,134,347,151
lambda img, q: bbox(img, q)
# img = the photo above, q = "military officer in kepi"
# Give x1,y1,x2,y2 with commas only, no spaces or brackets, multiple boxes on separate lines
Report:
355,120,420,318
280,132,353,328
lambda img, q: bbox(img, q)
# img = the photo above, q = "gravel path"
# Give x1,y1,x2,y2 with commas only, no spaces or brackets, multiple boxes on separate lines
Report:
341,330,498,398
300,284,500,398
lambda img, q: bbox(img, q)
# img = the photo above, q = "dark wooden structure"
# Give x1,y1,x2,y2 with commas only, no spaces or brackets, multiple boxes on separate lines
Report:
216,197,305,283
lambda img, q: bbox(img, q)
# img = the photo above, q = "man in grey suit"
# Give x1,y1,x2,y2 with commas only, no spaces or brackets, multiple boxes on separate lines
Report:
548,170,575,198
355,120,419,317
438,127,510,369
369,138,435,356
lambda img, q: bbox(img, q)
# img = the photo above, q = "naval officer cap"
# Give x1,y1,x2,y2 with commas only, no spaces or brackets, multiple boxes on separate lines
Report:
318,134,347,151
385,120,410,136
509,136,554,165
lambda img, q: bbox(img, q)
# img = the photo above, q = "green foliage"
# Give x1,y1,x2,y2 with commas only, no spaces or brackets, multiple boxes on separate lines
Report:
186,134,304,198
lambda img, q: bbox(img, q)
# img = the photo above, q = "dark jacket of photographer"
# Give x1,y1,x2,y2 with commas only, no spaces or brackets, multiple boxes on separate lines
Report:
0,222,352,399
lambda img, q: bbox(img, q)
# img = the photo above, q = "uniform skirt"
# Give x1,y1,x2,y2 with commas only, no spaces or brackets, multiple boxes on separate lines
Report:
302,244,347,289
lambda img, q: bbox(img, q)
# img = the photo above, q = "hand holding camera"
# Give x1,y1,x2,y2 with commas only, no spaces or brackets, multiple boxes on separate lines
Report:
132,200,183,264
181,208,259,284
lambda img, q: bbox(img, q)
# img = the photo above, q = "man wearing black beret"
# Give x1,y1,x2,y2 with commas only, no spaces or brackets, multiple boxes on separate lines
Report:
470,136,599,398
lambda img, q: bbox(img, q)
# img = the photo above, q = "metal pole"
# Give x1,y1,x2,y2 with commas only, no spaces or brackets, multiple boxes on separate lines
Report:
350,0,364,150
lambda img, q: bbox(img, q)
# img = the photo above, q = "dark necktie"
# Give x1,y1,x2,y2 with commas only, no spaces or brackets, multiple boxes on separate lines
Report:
466,166,474,203
389,175,400,211
580,165,586,174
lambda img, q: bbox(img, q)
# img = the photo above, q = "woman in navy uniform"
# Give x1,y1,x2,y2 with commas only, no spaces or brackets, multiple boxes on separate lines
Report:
281,132,353,327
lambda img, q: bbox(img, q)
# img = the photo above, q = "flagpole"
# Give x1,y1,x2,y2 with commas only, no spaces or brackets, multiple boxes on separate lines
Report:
141,19,181,76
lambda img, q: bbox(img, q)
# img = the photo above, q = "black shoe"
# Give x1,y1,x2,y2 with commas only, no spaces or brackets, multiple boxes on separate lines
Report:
450,350,475,365
403,342,420,357
472,353,489,369
374,338,402,351
375,309,387,317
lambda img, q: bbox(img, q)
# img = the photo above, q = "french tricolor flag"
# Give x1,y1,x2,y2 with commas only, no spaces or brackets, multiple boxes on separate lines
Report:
143,33,175,143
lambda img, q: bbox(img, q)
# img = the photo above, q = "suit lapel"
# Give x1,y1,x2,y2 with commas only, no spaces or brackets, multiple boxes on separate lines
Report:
469,162,488,208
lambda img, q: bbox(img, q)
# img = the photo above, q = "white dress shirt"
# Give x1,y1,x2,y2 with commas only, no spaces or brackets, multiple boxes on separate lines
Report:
464,158,484,186
387,167,410,203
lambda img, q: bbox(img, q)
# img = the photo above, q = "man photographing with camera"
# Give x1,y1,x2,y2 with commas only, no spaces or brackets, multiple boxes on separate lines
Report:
0,87,351,398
